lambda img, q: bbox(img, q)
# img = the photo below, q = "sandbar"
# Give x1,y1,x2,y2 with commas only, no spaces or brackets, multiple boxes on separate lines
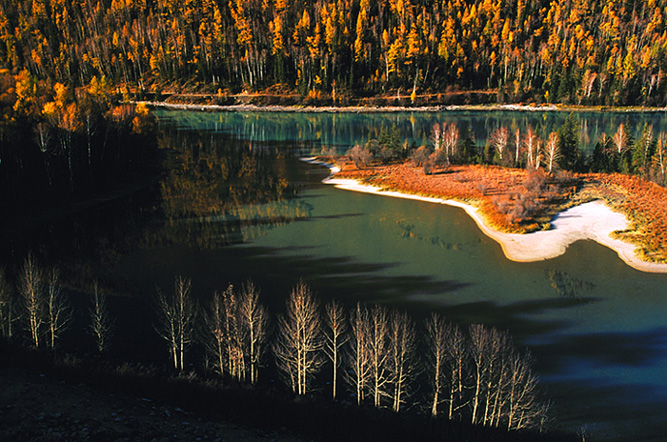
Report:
304,159,667,274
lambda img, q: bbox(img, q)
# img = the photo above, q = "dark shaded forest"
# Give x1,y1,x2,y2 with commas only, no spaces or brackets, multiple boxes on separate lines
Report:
1,0,666,105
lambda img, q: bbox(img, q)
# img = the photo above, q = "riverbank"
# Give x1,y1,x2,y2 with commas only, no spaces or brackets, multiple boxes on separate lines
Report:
142,99,667,114
305,159,667,274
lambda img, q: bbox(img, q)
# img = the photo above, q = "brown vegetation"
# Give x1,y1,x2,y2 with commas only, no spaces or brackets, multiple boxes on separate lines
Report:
335,161,667,263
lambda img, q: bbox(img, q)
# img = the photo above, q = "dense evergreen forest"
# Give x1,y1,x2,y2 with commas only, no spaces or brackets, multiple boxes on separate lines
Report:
1,0,666,105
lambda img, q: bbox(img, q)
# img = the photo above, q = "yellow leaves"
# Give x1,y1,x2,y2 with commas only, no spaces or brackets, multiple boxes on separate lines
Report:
269,16,284,55
42,101,57,117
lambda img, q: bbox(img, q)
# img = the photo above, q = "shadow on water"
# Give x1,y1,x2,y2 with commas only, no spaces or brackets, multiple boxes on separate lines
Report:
424,297,601,338
531,327,667,372
544,380,667,442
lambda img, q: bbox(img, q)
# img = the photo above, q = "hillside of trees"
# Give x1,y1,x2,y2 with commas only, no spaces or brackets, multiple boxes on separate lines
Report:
1,0,666,106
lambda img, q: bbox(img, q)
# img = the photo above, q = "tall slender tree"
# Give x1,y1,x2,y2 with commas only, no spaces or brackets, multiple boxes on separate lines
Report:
324,299,348,399
155,275,197,371
273,280,323,395
19,255,44,348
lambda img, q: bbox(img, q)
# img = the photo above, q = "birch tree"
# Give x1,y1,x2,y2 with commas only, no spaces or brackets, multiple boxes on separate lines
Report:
273,280,323,395
205,286,230,376
324,299,348,399
19,255,44,348
369,305,390,408
388,310,416,412
239,281,268,384
444,321,468,420
523,127,539,170
155,275,197,371
45,268,71,349
489,126,510,164
348,303,372,405
88,281,113,353
545,132,560,174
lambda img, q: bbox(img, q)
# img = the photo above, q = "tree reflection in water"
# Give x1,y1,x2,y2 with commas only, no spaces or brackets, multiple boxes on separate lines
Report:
154,125,312,249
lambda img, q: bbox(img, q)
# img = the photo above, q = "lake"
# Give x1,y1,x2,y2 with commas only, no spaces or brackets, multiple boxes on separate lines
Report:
146,108,667,441
10,108,667,442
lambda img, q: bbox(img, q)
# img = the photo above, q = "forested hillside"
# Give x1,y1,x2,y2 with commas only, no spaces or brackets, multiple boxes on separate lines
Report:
1,0,666,105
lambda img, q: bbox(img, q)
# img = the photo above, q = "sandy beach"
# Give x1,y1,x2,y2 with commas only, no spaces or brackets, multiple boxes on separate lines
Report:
305,159,667,274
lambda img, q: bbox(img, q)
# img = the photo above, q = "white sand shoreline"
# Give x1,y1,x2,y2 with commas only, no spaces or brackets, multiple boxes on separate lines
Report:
303,158,667,274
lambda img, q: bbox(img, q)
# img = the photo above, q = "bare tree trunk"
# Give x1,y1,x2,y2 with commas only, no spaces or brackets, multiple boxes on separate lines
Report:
348,303,371,405
239,281,268,384
205,288,228,376
388,310,416,413
273,280,322,395
155,276,197,371
445,322,468,420
370,305,390,408
469,324,489,425
19,255,44,348
425,313,446,417
89,281,113,353
45,268,71,349
324,300,348,399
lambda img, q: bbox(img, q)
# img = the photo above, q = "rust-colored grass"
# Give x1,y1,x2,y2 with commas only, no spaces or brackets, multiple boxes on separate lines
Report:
335,161,667,264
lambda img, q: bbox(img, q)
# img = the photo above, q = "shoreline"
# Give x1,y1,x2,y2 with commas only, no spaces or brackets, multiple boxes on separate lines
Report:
142,100,667,114
303,159,667,274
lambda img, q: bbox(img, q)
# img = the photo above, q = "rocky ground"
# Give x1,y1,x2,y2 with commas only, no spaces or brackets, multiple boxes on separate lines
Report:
0,367,304,442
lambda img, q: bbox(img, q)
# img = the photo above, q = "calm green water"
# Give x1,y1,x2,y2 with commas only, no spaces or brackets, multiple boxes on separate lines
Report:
5,108,657,441
141,109,667,441
163,107,667,155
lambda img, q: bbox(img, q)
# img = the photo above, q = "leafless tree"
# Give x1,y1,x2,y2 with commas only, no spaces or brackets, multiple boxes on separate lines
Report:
273,280,323,395
653,132,666,183
369,305,390,408
221,284,246,380
324,299,348,399
19,255,45,348
443,122,459,162
443,321,468,420
544,132,560,174
514,127,521,166
45,268,71,349
0,268,17,339
489,126,510,163
387,310,417,412
425,313,447,417
469,324,489,425
88,281,113,353
155,275,197,371
205,286,229,376
239,281,269,384
504,351,550,431
348,303,372,405
613,123,628,155
523,127,539,170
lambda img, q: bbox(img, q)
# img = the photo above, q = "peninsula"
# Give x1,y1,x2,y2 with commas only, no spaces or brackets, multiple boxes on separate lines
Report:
308,159,667,274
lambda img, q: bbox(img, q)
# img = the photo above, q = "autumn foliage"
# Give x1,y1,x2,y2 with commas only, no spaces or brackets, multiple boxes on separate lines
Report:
338,163,577,233
337,161,667,263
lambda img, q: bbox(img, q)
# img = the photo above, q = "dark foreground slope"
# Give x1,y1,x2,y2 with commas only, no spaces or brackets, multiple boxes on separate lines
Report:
1,343,578,442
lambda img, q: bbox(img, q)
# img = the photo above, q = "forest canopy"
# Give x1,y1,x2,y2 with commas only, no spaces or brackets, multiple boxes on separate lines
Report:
0,0,666,105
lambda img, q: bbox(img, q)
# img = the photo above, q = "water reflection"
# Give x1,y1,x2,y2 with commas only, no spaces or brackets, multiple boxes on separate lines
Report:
156,108,667,155
153,124,312,249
